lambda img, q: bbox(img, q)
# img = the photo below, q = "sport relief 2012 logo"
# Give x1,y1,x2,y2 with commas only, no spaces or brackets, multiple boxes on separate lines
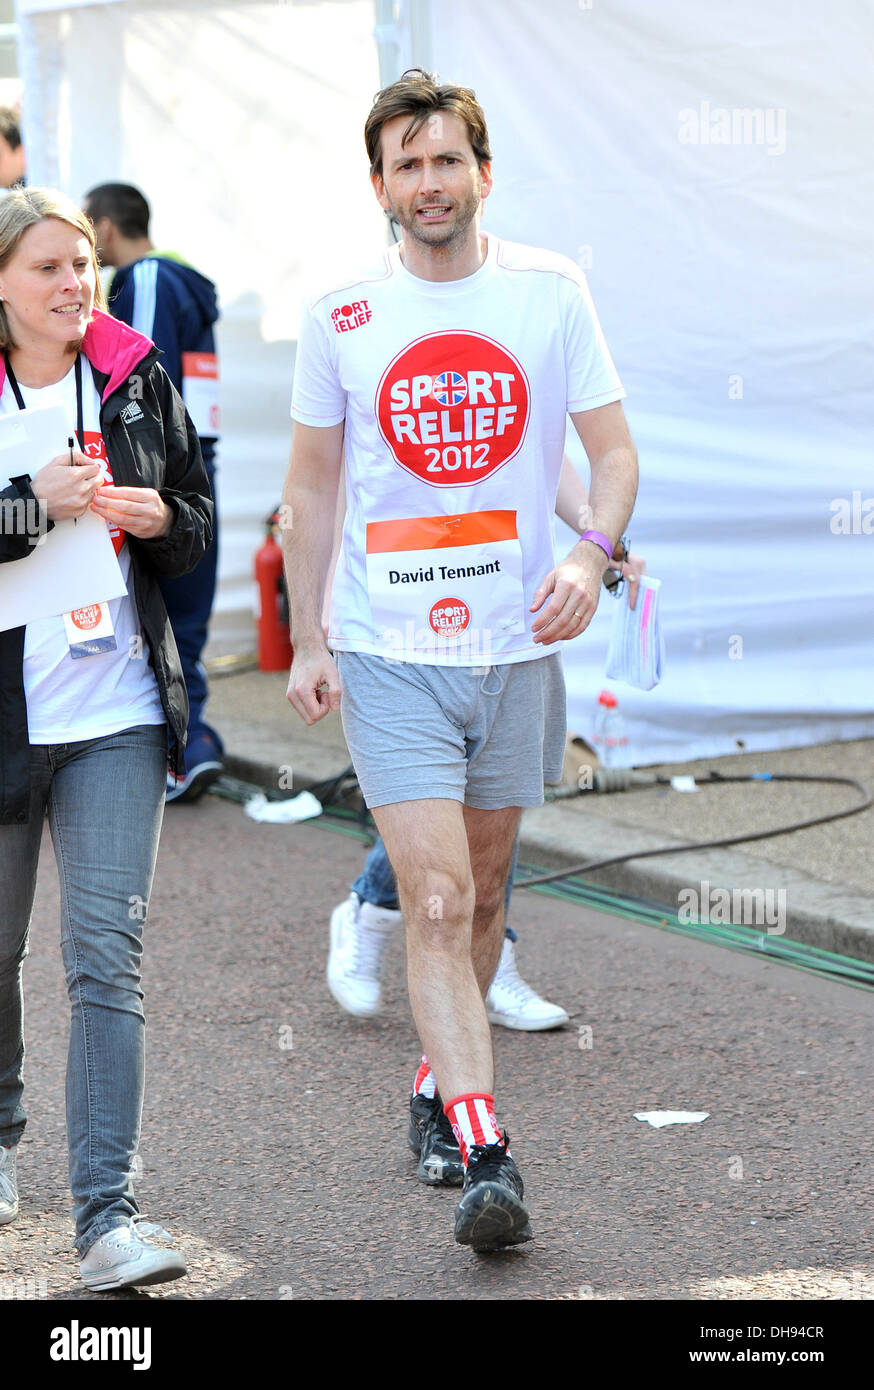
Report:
429,597,471,638
376,331,530,486
331,300,372,333
71,605,101,631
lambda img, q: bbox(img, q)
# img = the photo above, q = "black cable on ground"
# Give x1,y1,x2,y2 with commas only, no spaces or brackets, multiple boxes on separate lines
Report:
517,770,872,887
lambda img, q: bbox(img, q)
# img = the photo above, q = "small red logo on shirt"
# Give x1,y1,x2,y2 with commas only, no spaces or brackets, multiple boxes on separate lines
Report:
376,332,530,487
332,300,372,333
429,597,471,638
71,605,101,631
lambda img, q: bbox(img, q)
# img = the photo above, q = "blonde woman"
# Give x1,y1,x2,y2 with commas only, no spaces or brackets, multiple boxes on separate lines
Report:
0,189,212,1289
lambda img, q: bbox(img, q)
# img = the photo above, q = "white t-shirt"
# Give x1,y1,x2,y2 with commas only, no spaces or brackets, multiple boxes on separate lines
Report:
291,232,626,666
0,357,165,742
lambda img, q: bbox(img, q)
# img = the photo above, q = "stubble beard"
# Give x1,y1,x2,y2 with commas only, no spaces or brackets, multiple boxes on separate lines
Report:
394,181,482,253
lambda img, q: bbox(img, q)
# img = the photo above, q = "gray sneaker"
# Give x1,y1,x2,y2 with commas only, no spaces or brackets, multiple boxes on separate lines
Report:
0,1145,18,1224
79,1216,187,1291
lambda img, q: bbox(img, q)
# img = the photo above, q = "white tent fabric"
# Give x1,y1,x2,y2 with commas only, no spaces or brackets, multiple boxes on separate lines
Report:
13,0,874,762
427,0,874,762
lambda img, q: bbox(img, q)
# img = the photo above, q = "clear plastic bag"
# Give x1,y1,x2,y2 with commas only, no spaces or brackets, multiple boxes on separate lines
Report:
605,575,664,691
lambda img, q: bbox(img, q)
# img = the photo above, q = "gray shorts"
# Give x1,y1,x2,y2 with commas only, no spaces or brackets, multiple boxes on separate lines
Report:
336,650,566,810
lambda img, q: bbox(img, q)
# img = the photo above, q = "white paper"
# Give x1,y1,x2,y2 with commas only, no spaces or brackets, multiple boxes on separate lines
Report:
243,791,323,823
670,776,698,792
634,1111,710,1128
0,405,126,632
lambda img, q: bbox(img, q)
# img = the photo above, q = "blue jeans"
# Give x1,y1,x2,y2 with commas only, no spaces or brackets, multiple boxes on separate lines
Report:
0,723,167,1256
351,834,520,943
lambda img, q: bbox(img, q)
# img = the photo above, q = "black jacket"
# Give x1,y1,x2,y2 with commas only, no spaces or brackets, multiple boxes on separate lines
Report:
0,310,213,825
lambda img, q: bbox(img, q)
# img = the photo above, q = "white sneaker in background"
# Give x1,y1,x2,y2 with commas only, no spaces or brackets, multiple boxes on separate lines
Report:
0,1144,18,1224
79,1216,187,1291
486,937,570,1031
327,893,402,1017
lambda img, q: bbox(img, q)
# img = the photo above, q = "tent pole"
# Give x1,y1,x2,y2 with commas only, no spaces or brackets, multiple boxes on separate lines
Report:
373,0,401,87
408,0,432,74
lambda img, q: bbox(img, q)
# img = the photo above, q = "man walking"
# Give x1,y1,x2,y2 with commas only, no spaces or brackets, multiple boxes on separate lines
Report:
283,70,637,1250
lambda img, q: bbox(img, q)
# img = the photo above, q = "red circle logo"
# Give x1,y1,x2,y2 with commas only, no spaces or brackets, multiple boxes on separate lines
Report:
429,597,471,638
376,331,530,487
71,605,101,631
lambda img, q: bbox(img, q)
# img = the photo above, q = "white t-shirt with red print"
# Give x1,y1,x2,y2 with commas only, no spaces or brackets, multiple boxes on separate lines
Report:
0,356,165,742
291,232,626,666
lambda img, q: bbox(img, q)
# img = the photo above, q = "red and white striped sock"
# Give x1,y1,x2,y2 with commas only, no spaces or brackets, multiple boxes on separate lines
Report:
443,1093,503,1166
412,1056,436,1100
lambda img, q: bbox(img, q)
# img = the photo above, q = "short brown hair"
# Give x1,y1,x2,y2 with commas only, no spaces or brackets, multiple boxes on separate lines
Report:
364,68,491,178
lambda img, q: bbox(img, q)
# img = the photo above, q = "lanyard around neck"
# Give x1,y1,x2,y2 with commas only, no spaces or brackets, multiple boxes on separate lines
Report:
5,352,84,445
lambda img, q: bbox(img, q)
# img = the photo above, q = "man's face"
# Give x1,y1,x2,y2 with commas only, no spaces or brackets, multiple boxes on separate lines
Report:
372,111,492,250
83,206,113,266
0,133,24,189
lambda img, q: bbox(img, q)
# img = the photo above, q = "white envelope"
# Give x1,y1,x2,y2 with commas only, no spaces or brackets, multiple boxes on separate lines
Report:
0,403,126,632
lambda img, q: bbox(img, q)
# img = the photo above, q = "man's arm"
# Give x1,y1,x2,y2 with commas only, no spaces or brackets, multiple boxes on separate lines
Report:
531,401,638,643
554,443,646,608
281,420,345,723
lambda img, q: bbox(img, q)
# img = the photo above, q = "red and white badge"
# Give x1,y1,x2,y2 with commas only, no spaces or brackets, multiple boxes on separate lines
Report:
182,352,220,437
428,597,470,638
375,332,530,487
62,601,117,659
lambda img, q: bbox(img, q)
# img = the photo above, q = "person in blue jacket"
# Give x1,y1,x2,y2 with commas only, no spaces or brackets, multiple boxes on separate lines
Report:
84,182,224,801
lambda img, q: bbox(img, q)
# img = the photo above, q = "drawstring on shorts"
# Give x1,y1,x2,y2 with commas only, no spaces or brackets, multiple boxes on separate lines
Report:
478,665,506,696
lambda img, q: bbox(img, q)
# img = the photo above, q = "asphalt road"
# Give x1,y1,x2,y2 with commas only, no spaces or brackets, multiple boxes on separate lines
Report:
2,795,872,1304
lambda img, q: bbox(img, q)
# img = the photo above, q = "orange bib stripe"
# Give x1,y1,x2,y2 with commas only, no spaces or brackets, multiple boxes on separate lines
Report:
181,351,218,380
366,509,518,554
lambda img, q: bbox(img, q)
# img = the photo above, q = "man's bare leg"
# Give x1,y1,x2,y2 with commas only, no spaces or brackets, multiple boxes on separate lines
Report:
464,803,522,997
371,798,521,1102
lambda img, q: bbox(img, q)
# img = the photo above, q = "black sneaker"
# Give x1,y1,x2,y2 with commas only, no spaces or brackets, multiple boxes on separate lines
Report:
454,1133,533,1251
408,1093,464,1186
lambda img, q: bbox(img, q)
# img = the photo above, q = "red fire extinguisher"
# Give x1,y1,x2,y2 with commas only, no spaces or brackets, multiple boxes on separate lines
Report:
255,508,294,671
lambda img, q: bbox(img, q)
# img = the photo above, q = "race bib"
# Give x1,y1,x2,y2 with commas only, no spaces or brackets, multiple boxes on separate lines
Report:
182,352,220,437
63,602,117,659
365,509,525,663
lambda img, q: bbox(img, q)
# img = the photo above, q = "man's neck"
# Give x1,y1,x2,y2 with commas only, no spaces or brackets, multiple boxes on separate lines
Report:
7,340,79,389
398,229,487,283
113,236,154,269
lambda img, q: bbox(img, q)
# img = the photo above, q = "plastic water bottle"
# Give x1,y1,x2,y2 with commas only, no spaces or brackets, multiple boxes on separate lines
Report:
594,689,629,767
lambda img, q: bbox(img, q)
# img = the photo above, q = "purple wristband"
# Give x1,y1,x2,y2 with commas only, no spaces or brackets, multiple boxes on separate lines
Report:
580,529,613,562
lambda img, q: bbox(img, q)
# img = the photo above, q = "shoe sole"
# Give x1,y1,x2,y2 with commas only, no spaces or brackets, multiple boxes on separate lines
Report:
165,762,223,804
487,1009,570,1032
0,1207,18,1224
408,1116,464,1186
81,1255,188,1292
454,1184,533,1251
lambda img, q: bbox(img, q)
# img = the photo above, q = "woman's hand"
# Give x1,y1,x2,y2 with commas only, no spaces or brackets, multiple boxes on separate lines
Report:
90,486,173,539
30,450,101,521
